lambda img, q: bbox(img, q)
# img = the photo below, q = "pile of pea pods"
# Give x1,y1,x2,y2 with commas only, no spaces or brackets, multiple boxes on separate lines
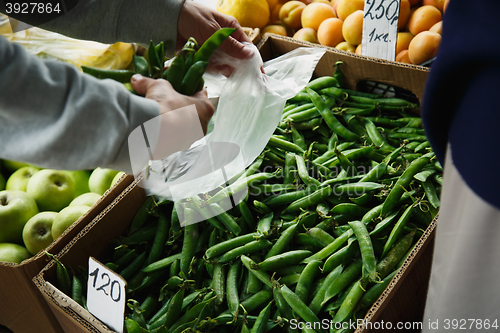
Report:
52,62,441,333
81,27,236,96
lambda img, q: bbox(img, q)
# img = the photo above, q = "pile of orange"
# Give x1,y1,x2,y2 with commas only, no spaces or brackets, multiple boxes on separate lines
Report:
217,0,449,65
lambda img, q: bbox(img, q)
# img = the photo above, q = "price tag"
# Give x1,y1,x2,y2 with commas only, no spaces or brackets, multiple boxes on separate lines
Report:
361,0,400,61
87,257,126,333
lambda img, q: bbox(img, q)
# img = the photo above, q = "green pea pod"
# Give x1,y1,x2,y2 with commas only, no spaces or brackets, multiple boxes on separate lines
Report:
155,41,165,65
281,285,323,330
333,61,344,87
165,55,186,92
125,318,143,333
295,259,322,304
250,301,273,333
148,211,170,265
226,262,241,319
377,229,416,279
129,196,156,234
133,55,150,77
162,288,185,329
194,27,236,63
332,279,367,324
321,259,362,306
259,250,312,272
307,75,340,90
205,233,258,259
357,270,397,311
381,203,416,258
148,40,162,77
265,223,298,259
302,228,353,263
348,221,377,284
81,66,135,83
212,263,226,306
241,255,273,289
218,239,272,264
169,296,217,332
180,60,209,95
381,154,431,216
180,219,199,277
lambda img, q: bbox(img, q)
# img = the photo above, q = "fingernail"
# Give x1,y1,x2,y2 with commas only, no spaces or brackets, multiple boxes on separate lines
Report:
131,74,142,82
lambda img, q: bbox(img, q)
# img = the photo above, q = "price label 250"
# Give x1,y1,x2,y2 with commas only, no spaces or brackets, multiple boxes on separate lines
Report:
87,257,126,333
362,0,400,61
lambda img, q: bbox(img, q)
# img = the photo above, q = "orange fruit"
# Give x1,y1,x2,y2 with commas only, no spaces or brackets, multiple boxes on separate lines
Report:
267,0,279,11
355,44,362,55
422,0,445,12
342,10,364,46
408,31,441,64
398,0,411,30
409,0,421,6
301,2,337,31
261,24,288,36
293,27,319,43
279,1,306,29
396,32,415,55
396,50,412,64
407,5,442,35
317,17,344,47
429,21,442,34
217,0,270,29
336,0,364,21
269,3,283,23
336,41,356,53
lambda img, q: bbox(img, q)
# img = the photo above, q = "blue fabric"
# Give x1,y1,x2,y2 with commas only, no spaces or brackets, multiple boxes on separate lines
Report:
422,0,500,208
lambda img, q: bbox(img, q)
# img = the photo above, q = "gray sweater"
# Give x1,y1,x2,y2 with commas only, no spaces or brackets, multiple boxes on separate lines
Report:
0,0,185,174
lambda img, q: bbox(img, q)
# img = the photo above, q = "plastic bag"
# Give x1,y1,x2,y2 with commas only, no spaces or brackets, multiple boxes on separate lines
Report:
1,20,133,70
141,44,326,224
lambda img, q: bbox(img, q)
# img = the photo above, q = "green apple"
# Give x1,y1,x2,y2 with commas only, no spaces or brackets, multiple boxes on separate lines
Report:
26,169,75,212
69,192,101,207
88,168,120,195
22,212,57,255
64,170,91,197
0,172,5,191
2,159,31,174
0,190,39,243
0,243,31,264
51,205,90,239
5,166,41,191
111,171,126,187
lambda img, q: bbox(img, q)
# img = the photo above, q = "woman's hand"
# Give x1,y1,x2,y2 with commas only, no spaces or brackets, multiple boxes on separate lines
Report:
176,1,253,60
131,74,215,159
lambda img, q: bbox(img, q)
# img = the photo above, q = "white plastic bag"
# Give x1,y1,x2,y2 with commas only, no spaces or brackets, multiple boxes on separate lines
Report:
141,44,326,224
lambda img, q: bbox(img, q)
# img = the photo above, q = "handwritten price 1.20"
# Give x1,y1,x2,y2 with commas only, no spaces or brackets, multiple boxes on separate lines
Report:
89,267,122,302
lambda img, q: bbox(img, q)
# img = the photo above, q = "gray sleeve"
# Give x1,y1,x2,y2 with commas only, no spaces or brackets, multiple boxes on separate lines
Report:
0,36,160,174
38,0,185,56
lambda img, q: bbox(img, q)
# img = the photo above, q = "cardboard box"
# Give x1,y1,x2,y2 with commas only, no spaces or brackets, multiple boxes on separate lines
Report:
257,34,430,104
34,177,147,333
257,34,435,332
34,36,436,333
0,174,134,333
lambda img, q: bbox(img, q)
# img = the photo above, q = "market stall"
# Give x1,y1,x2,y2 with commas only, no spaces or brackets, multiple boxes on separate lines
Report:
0,1,444,332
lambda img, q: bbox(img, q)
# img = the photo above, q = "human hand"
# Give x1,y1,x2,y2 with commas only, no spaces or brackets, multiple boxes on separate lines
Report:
131,74,215,159
177,1,253,60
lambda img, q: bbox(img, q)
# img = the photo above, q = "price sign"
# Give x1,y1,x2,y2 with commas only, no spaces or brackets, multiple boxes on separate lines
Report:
87,257,126,333
361,0,400,61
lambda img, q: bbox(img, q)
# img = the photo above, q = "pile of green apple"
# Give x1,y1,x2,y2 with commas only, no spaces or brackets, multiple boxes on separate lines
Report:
0,159,125,264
